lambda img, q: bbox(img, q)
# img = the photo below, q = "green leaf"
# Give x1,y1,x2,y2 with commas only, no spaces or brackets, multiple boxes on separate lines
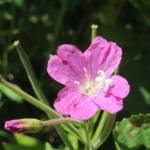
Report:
2,142,43,150
0,0,5,5
92,112,110,144
0,130,10,138
92,111,101,124
139,86,150,105
61,124,80,138
13,0,24,7
55,125,74,150
60,124,79,149
29,15,38,23
0,92,4,108
45,142,55,150
93,114,116,149
11,28,20,35
129,0,150,26
113,114,150,150
6,44,16,53
14,133,43,147
2,133,44,150
61,123,85,144
0,83,23,103
90,111,101,132
3,11,13,20
68,133,78,150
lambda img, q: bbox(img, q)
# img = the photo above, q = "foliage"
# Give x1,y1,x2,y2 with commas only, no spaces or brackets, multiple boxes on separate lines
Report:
113,114,150,150
2,133,44,150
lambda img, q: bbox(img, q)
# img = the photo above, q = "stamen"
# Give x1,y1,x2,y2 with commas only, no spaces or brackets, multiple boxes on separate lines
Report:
74,81,80,84
97,70,105,76
83,67,90,82
106,79,112,85
83,67,87,73
103,79,113,91
86,82,90,88
79,68,112,96
95,76,105,82
95,70,105,82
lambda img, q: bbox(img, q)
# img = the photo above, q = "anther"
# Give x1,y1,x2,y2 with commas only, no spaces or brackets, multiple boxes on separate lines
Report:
83,67,87,73
97,70,105,76
95,76,104,82
74,81,80,84
106,79,112,85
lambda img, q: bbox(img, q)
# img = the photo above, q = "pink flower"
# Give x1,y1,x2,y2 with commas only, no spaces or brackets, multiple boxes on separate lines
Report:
47,36,130,120
5,120,24,132
5,119,44,133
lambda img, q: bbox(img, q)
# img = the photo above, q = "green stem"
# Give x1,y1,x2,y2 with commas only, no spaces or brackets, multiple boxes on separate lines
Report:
0,74,61,118
43,118,77,126
103,0,126,26
13,41,48,105
90,111,101,137
91,24,98,41
93,114,116,149
3,52,8,75
52,0,69,49
56,125,74,150
61,123,86,144
92,112,109,144
84,121,91,150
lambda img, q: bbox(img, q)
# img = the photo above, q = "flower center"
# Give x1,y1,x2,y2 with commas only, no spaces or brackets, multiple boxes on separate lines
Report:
74,68,112,96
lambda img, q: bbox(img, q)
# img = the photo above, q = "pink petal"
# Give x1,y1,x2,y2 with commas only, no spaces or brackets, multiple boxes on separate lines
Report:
54,86,98,120
110,75,130,98
57,44,86,81
47,55,77,85
84,36,122,78
70,97,98,120
93,93,123,113
57,44,82,58
54,86,79,115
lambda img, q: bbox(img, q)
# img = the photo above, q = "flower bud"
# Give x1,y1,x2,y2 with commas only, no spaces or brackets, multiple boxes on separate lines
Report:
5,118,44,133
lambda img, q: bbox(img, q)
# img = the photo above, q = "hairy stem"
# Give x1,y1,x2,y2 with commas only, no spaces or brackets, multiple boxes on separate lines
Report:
13,40,48,105
43,118,78,126
0,74,62,118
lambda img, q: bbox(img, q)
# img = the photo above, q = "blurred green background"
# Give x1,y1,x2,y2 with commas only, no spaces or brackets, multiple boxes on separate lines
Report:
0,0,150,149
